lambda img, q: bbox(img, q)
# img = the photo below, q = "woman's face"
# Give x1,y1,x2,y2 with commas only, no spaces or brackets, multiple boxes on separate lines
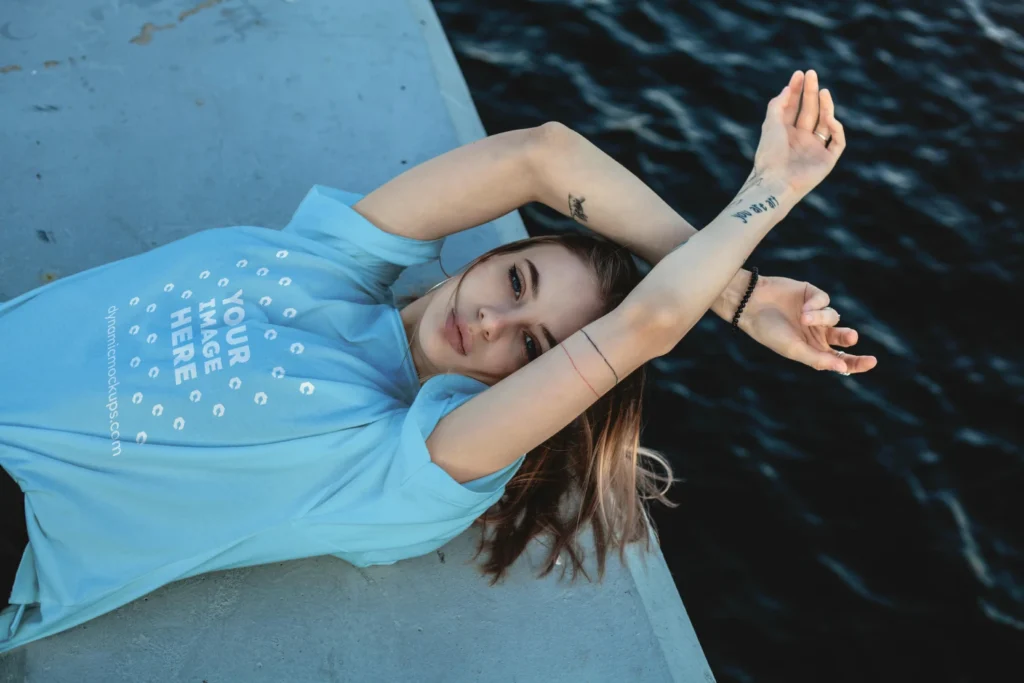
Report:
406,243,604,385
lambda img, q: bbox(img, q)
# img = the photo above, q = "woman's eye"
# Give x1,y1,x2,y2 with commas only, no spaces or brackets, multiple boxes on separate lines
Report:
524,333,538,361
508,264,522,300
508,264,536,361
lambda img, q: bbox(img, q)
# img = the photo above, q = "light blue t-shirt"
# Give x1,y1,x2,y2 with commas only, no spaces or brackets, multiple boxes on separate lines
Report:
0,185,525,652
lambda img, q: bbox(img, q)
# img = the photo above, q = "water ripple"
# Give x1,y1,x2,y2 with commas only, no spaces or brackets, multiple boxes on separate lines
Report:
938,491,995,589
818,554,897,607
436,0,1024,677
979,600,1024,631
961,0,1024,52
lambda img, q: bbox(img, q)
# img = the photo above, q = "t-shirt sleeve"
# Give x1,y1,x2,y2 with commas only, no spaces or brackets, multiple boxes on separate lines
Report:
397,374,527,499
281,184,444,301
330,374,527,568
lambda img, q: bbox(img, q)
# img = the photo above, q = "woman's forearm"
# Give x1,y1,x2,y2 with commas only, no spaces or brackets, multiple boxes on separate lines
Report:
623,173,796,350
527,122,754,322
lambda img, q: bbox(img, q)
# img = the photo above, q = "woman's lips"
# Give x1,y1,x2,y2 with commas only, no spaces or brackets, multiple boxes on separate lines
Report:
445,309,468,356
457,313,471,354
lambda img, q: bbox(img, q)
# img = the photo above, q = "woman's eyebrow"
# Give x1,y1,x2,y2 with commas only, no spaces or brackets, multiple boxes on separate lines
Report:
524,258,558,350
540,325,558,351
526,258,541,300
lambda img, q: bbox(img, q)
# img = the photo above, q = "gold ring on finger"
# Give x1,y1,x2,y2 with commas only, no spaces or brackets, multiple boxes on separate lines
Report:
814,129,831,145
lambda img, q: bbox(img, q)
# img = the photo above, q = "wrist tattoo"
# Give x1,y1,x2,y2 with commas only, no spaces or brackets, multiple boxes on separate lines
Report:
731,195,779,224
729,168,764,207
568,194,588,222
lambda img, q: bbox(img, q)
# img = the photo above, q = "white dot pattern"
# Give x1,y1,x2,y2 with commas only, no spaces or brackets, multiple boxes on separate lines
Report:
122,245,320,449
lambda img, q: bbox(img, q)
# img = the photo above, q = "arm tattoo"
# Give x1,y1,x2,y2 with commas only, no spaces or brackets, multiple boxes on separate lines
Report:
568,194,588,222
728,167,764,207
731,195,779,224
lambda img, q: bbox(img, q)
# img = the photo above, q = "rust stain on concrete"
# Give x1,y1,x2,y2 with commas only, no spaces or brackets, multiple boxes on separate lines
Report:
179,0,225,23
129,0,225,47
0,64,22,74
129,22,176,46
43,60,61,69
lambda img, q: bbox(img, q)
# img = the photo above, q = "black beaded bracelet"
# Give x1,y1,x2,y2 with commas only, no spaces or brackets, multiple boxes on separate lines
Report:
731,267,758,332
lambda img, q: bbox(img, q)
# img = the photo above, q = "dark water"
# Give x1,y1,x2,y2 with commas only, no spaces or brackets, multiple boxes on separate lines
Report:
435,1,1023,681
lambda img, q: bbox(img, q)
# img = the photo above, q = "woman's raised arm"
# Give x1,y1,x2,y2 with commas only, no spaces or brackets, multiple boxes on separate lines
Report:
427,168,793,484
352,112,749,320
353,127,540,242
428,74,848,483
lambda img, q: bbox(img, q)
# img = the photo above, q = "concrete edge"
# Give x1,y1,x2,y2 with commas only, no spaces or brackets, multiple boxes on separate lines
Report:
405,0,526,245
627,524,716,682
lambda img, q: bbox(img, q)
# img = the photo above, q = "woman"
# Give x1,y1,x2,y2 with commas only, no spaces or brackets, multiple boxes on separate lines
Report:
0,70,874,651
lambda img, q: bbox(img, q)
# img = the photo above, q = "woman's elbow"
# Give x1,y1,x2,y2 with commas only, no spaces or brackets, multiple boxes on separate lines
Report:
522,122,578,186
530,121,577,148
618,301,685,359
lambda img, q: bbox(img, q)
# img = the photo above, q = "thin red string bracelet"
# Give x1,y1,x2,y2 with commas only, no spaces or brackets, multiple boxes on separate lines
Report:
560,343,600,399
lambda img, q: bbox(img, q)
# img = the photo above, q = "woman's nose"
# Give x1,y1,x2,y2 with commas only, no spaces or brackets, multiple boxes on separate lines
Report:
477,306,515,341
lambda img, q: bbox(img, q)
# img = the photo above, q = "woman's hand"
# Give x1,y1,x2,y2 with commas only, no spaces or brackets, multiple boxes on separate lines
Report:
753,70,846,199
738,275,878,375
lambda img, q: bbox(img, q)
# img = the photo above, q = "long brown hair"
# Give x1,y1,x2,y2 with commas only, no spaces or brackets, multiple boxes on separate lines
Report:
412,233,679,584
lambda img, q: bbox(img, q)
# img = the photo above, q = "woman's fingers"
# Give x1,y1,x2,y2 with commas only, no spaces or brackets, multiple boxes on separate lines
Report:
796,345,877,374
765,80,794,124
802,306,841,327
830,351,878,375
814,88,833,142
796,346,851,373
796,69,820,131
782,70,803,124
825,326,859,348
819,89,846,156
802,283,830,312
